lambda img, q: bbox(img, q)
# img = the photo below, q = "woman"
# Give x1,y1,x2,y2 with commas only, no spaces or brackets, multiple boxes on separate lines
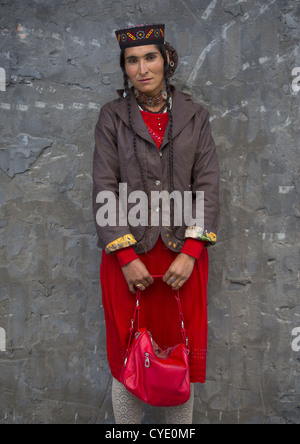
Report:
93,24,220,424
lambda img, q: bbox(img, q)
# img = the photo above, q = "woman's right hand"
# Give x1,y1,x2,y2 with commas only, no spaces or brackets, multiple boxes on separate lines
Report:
121,259,154,294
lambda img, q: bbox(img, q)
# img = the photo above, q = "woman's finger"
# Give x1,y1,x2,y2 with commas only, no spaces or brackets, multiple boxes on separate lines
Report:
135,282,145,291
167,276,177,286
171,279,186,290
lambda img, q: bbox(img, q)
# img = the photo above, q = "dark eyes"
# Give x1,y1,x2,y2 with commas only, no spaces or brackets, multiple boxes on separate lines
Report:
127,55,156,64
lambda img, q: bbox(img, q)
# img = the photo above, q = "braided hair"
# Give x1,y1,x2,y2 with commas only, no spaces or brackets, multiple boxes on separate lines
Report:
119,44,176,235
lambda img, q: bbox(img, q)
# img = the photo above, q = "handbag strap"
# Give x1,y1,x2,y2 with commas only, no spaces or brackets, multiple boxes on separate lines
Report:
124,275,189,365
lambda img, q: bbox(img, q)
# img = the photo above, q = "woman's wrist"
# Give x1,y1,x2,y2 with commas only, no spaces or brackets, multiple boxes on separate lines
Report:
180,238,206,260
115,246,139,267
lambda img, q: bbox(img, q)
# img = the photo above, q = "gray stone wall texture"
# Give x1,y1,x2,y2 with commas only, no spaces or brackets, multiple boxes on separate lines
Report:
0,0,299,424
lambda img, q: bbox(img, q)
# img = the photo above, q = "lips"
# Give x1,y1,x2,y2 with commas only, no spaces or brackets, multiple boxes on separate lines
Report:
139,78,152,83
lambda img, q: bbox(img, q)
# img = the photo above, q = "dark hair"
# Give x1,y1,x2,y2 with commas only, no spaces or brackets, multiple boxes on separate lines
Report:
120,44,175,242
120,45,175,234
120,44,176,242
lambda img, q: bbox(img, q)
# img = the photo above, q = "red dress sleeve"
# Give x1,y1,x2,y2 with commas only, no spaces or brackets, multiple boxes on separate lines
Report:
181,238,206,260
115,246,138,267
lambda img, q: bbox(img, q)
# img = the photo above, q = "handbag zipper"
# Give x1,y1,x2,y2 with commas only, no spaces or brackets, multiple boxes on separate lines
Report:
145,352,150,368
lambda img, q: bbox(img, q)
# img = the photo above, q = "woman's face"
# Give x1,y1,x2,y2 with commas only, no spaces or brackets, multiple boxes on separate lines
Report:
124,44,166,96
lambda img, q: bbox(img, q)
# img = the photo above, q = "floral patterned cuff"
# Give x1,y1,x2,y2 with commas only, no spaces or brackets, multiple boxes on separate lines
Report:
105,234,137,254
184,226,217,245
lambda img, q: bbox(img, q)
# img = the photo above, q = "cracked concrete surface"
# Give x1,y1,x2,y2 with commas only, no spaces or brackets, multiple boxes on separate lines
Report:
0,134,52,177
0,0,299,424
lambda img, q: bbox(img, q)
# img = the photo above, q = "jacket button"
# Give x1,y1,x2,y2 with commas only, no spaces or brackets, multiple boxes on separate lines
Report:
155,180,161,186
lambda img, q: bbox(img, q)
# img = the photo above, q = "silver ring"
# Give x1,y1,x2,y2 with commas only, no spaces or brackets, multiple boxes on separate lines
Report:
170,278,176,284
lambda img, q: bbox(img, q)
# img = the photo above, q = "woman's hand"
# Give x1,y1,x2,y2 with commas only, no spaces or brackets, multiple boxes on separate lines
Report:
163,253,196,290
122,258,154,294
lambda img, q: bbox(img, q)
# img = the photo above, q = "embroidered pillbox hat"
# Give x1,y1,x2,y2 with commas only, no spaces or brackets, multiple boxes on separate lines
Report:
115,24,165,49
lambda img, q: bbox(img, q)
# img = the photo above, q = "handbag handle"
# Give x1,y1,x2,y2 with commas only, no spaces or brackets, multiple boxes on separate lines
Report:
124,275,189,365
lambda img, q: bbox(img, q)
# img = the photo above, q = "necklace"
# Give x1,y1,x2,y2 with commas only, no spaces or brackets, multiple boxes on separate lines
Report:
137,101,167,114
134,87,167,107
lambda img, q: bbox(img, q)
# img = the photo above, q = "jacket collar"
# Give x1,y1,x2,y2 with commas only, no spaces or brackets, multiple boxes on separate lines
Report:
115,87,198,149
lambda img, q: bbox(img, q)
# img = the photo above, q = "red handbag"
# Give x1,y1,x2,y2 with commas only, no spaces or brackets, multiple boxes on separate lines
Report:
120,275,190,407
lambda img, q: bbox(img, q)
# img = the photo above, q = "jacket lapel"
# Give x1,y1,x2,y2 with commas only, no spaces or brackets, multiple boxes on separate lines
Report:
115,90,156,146
160,88,198,150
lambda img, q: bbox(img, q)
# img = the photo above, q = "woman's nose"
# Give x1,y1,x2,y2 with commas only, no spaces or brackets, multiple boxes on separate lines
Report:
139,60,148,75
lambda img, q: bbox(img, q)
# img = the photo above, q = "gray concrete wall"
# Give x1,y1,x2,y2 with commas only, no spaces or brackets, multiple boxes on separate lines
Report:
0,0,299,424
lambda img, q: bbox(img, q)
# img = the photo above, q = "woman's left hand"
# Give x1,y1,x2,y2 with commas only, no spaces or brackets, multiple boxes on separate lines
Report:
163,253,196,290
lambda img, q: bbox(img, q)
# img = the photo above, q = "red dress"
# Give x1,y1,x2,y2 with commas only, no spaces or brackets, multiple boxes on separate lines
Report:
100,110,209,383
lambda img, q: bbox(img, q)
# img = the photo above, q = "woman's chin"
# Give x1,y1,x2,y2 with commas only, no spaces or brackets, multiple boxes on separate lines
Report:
133,82,164,97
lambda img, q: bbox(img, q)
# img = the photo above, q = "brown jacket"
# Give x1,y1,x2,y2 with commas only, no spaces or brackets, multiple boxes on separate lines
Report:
93,87,220,255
